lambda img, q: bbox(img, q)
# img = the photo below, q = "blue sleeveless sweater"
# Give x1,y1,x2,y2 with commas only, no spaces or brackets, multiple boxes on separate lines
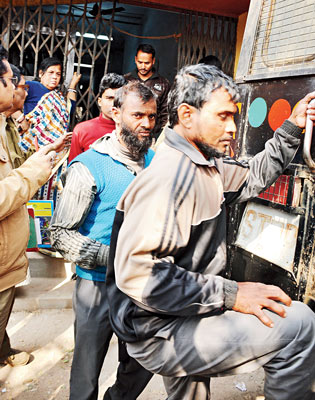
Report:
71,147,154,282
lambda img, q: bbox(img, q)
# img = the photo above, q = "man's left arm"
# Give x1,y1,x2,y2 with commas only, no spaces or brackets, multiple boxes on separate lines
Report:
223,92,315,204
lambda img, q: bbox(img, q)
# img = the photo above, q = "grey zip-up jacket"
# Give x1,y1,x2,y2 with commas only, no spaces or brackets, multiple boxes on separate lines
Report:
106,120,302,342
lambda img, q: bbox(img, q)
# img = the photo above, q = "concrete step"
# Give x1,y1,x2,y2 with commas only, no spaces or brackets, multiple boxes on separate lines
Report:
26,250,74,278
14,277,75,311
13,251,75,311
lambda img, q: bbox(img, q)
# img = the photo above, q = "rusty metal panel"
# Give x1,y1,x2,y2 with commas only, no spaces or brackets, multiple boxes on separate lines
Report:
0,0,114,122
239,0,315,81
235,202,300,273
177,11,237,75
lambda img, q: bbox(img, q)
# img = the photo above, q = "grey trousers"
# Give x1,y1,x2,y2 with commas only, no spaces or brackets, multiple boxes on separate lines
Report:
0,286,15,359
127,301,315,400
70,277,152,400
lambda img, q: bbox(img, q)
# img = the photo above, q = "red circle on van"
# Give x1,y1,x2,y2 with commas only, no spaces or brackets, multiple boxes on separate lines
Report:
268,99,291,131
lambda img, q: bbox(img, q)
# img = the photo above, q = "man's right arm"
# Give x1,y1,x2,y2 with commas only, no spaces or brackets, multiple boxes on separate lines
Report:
0,145,54,220
50,163,109,268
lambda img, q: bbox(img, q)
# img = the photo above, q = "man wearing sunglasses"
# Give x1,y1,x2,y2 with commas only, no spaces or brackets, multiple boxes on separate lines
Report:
0,46,58,367
4,65,31,168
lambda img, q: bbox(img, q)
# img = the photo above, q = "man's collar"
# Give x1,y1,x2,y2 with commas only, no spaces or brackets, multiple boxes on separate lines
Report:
90,131,116,155
164,127,216,167
90,130,146,174
148,70,160,80
132,68,160,81
98,114,115,125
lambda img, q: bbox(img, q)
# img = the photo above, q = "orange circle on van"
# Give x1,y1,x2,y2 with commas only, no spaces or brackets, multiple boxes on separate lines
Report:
268,99,291,131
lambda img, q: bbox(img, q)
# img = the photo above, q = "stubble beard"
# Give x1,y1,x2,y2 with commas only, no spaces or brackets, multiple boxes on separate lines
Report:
195,142,226,160
120,123,152,161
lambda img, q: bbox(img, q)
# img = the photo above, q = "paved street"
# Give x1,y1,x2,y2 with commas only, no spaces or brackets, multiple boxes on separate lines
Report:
0,309,265,400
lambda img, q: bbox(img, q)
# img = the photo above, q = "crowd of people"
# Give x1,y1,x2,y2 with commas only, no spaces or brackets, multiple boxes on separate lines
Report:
0,40,315,400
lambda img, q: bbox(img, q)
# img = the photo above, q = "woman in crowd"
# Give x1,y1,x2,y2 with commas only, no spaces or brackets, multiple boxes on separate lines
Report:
16,57,80,152
14,57,81,203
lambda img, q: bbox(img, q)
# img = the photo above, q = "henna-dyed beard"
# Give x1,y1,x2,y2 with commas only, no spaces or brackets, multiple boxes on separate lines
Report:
120,123,153,161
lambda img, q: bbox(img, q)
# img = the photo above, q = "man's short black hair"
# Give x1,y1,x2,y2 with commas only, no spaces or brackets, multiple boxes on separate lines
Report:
0,45,9,76
10,64,22,85
198,55,222,70
98,73,126,98
113,81,157,109
136,44,155,59
17,65,27,76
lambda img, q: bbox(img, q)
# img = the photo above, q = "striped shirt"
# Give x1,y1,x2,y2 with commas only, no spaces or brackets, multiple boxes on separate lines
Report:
19,90,69,152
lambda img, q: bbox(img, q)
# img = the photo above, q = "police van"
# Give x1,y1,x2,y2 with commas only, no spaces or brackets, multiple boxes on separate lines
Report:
227,0,315,311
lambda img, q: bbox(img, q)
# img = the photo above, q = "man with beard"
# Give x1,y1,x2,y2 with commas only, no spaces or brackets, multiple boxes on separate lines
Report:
50,81,156,400
106,64,315,400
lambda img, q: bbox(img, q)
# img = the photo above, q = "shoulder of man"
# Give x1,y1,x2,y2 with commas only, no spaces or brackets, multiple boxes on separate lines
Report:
69,148,107,176
150,74,170,93
157,74,170,84
124,70,138,81
73,117,99,133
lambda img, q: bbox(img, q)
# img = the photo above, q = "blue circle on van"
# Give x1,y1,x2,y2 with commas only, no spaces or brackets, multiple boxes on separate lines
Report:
248,97,267,128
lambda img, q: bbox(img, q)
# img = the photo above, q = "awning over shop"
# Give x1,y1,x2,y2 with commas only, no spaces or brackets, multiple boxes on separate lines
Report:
121,0,250,17
0,0,250,17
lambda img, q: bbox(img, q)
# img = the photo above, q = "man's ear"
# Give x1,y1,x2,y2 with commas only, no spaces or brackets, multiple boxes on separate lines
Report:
111,107,120,125
97,96,101,108
177,103,196,129
38,69,43,78
152,57,156,65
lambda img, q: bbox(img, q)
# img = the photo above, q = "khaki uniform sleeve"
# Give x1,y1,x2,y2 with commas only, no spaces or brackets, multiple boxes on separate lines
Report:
0,155,50,221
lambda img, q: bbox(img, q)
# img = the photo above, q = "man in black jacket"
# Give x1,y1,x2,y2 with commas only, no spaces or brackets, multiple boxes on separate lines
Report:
125,43,170,138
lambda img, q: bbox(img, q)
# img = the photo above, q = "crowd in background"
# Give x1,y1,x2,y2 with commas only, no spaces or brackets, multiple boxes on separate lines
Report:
0,40,315,400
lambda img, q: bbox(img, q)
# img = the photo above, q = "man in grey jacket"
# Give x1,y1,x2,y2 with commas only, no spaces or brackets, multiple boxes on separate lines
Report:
106,65,315,400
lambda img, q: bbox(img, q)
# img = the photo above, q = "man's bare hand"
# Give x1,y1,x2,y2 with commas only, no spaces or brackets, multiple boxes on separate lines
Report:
69,72,82,88
50,132,73,153
232,282,292,328
28,144,56,176
288,91,315,129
